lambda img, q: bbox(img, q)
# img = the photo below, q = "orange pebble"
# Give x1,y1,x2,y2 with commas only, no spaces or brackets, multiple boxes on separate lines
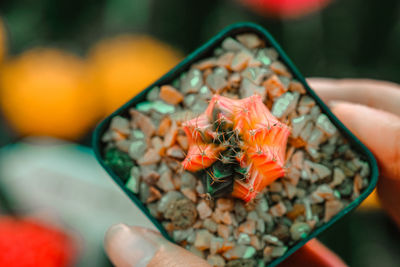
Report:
177,135,188,150
159,85,184,105
157,117,172,136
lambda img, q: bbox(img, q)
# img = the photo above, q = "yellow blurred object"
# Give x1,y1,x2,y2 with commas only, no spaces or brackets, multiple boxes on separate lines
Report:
0,49,101,140
359,188,381,210
0,18,6,63
88,35,181,115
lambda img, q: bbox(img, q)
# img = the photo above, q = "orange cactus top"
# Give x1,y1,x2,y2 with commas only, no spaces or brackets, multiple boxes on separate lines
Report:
182,94,290,202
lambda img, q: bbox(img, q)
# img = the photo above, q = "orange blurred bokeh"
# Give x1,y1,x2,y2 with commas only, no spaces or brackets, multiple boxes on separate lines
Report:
87,35,182,115
0,49,101,140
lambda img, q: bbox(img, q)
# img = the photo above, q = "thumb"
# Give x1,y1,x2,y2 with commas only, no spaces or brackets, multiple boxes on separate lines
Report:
329,101,400,227
104,224,210,267
329,100,400,179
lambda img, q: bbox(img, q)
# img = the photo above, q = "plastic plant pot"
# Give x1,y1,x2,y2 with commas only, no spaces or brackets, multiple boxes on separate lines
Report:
92,22,379,266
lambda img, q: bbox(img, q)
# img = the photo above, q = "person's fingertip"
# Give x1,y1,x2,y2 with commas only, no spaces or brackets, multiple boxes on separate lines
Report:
105,224,160,267
105,223,130,244
328,101,400,179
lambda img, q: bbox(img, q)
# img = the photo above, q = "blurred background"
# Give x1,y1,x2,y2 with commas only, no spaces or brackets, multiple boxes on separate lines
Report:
0,0,399,266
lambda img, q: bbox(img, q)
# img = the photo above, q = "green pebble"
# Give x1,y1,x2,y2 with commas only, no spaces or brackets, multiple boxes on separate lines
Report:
243,246,256,259
126,167,140,194
136,100,175,114
131,129,145,140
104,147,134,182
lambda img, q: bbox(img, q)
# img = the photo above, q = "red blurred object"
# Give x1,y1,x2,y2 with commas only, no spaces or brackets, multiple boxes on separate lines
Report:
279,239,347,267
239,0,332,18
0,217,76,267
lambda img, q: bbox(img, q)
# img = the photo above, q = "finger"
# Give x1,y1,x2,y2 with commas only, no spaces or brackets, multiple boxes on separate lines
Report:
307,78,400,116
329,101,400,227
104,224,210,267
278,239,347,267
329,101,400,179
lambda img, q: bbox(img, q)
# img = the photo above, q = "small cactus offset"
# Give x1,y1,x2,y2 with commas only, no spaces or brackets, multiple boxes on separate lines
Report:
182,94,291,202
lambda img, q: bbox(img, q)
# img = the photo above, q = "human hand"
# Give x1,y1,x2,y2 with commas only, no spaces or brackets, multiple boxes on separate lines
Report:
308,78,400,227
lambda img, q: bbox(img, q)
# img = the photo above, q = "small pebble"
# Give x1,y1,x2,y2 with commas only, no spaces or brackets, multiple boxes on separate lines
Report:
270,61,291,77
181,69,203,94
241,67,269,85
181,188,197,203
217,224,231,240
222,37,247,52
159,85,184,105
330,168,346,188
289,81,306,94
180,172,197,189
290,222,311,241
140,166,160,185
234,201,247,223
137,148,161,165
263,75,286,99
203,218,218,233
291,115,308,138
157,191,183,213
236,33,263,49
271,224,290,242
164,121,178,148
207,254,225,267
173,228,194,243
157,117,172,136
217,52,235,69
210,236,225,254
271,246,288,258
146,86,160,101
147,186,162,202
237,233,251,245
262,234,283,246
271,92,299,119
231,50,253,72
238,220,256,235
197,200,213,219
125,166,141,194
239,78,266,100
216,198,235,212
324,199,344,222
316,114,337,136
194,229,213,250
269,202,287,217
110,116,130,135
156,169,175,192
206,69,228,91
223,245,255,260
166,145,185,159
128,140,147,161
256,49,272,66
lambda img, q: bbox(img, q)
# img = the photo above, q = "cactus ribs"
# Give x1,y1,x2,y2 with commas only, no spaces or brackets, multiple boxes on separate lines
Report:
182,94,290,202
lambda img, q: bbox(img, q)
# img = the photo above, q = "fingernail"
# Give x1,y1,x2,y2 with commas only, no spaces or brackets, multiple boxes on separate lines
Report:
105,224,162,267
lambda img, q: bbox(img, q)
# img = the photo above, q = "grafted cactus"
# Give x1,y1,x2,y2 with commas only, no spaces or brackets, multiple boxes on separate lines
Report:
182,94,290,202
